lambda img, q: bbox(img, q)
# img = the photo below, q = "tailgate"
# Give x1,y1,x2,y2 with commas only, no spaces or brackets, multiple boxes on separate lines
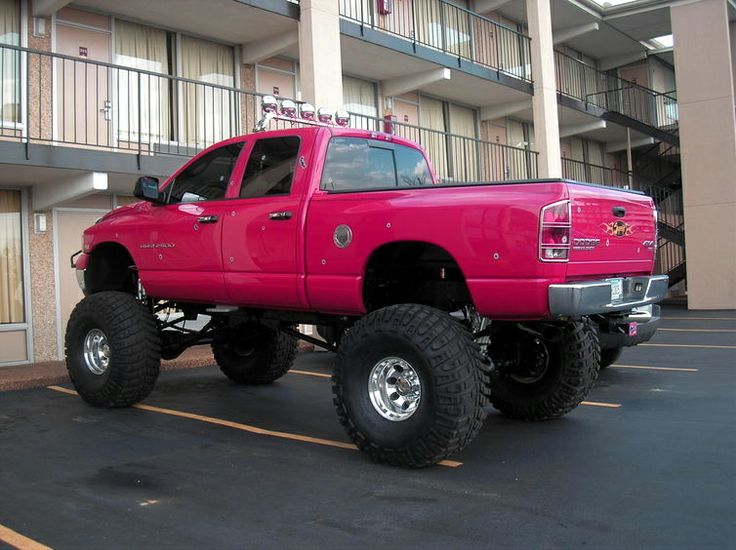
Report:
567,183,657,279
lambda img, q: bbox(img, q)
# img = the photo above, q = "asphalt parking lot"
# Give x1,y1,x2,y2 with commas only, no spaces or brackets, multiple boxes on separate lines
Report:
1,306,734,549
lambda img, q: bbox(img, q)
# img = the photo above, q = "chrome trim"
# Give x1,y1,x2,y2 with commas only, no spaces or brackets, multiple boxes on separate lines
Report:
76,268,86,291
549,275,669,316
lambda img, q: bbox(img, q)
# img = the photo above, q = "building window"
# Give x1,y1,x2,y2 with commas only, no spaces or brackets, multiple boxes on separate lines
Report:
114,20,174,144
343,75,377,129
180,35,236,147
0,0,20,125
0,190,24,324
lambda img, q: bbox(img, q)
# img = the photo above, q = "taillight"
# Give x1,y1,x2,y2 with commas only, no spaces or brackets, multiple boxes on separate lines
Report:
539,199,571,262
652,206,659,261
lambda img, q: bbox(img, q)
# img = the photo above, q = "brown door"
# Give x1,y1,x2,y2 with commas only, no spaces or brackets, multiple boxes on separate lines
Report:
55,209,109,358
55,20,111,147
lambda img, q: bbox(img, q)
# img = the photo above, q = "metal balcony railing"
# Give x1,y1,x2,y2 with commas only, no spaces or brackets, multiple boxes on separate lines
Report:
560,157,631,188
554,50,679,132
0,43,309,158
339,0,532,81
350,112,539,182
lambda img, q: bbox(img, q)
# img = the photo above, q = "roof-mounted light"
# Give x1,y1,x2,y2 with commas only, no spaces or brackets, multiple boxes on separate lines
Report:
261,95,278,114
280,99,297,117
334,110,350,127
317,107,334,124
300,103,316,120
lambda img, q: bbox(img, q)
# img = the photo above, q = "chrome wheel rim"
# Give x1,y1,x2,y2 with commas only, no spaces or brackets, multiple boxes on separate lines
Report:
368,357,421,422
83,328,111,375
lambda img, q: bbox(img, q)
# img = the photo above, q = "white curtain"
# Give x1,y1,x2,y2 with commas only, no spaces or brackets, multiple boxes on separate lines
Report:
449,104,477,181
343,76,377,129
181,36,235,148
0,0,19,124
419,96,448,180
114,20,170,145
0,190,23,324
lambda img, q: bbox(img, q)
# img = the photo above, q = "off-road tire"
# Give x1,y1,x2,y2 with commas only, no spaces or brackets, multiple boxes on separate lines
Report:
333,304,491,468
65,291,161,408
212,324,297,384
599,347,623,369
490,320,599,421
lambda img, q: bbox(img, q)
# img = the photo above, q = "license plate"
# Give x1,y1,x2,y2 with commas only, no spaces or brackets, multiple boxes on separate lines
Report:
608,278,623,302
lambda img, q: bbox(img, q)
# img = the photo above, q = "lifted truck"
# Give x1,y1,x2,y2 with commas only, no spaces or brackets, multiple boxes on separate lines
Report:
66,107,667,467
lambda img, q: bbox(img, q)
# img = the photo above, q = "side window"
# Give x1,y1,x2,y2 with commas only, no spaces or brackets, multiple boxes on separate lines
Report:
320,137,432,191
165,143,244,203
240,137,301,198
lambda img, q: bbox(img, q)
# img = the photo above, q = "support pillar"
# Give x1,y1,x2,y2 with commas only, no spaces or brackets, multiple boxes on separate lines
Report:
526,0,562,178
671,0,736,309
298,0,343,109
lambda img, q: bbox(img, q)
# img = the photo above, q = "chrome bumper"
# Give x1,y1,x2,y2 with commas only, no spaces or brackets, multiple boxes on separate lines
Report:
549,275,669,317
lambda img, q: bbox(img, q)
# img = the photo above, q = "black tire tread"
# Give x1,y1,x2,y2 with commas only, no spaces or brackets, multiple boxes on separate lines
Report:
212,326,297,385
333,304,490,468
491,319,599,421
65,291,161,408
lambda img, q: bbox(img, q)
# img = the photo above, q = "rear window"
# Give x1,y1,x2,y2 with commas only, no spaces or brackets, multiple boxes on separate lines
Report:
320,137,432,192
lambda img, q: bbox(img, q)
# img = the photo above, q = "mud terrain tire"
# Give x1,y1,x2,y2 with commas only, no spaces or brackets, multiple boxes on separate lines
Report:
333,304,490,468
490,320,599,421
65,291,161,408
212,324,297,384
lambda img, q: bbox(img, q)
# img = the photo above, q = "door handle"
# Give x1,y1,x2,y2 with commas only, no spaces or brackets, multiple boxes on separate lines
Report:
268,211,292,220
197,215,219,224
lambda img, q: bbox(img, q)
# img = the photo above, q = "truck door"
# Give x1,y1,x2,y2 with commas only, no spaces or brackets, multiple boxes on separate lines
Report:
135,142,245,303
222,131,313,309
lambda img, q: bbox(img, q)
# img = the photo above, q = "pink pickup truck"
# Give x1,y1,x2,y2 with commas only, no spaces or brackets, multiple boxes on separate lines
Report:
67,113,667,467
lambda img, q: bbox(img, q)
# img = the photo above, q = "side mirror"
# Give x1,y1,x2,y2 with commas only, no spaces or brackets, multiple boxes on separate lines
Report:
134,176,162,203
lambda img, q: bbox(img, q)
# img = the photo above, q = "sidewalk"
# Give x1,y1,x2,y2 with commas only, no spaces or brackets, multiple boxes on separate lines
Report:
0,341,317,393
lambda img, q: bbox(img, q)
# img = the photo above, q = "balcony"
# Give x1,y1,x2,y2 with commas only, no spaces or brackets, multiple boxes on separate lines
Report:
560,157,630,188
554,50,679,140
339,0,532,82
350,112,538,182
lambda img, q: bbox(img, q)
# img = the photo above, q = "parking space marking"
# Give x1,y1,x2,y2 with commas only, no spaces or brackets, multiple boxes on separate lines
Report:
580,401,622,409
662,317,736,321
0,523,52,550
611,364,699,373
288,370,623,409
641,343,736,349
659,328,736,333
46,386,463,469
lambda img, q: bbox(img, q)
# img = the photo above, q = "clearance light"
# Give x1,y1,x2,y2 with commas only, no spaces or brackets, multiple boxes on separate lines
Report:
300,103,316,120
280,99,297,117
539,199,571,262
335,110,350,127
317,107,334,124
261,95,278,113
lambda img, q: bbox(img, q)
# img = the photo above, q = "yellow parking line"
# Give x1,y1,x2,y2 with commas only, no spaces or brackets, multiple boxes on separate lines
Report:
289,369,622,410
290,369,331,379
0,523,52,550
659,328,736,333
46,386,463,469
663,317,736,321
641,343,736,349
611,364,698,373
580,401,622,409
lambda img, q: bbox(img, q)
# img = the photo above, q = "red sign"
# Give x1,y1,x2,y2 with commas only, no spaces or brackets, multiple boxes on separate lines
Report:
79,46,88,58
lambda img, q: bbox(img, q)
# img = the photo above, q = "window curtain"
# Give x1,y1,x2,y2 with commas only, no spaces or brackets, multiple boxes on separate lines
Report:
419,96,448,180
448,104,478,181
180,36,235,148
343,76,377,130
0,190,23,324
114,20,171,145
0,0,20,124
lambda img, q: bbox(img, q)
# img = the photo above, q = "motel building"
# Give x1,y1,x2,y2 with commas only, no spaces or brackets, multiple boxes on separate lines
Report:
0,0,734,366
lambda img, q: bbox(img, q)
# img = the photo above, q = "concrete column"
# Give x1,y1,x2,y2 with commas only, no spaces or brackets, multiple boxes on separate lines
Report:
526,0,562,178
298,0,343,109
671,0,736,310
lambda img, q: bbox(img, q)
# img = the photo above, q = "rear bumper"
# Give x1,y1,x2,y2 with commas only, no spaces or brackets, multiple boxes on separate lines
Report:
598,305,660,349
548,275,668,317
